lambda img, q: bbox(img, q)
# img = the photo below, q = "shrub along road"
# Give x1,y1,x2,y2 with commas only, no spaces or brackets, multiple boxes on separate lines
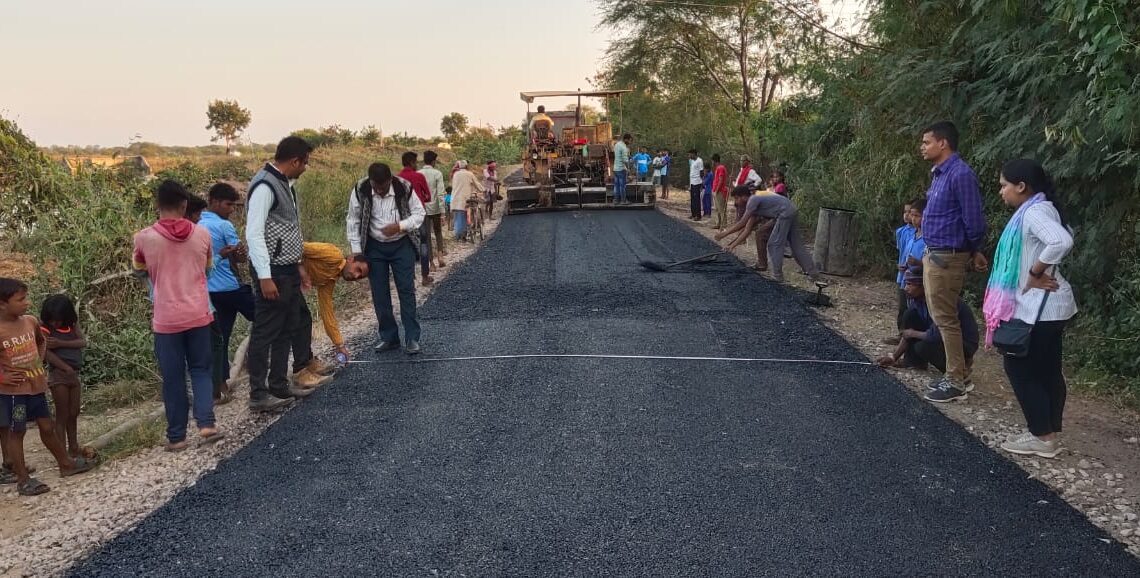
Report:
73,211,1138,576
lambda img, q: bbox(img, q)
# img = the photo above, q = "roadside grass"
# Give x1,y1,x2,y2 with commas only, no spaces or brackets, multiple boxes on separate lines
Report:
98,416,166,460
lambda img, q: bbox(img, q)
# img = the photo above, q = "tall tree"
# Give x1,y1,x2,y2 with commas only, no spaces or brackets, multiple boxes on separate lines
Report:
440,112,469,141
205,100,252,154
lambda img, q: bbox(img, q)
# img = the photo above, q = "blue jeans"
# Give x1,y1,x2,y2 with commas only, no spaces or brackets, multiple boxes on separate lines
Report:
365,236,421,344
453,210,468,240
154,325,214,443
614,170,628,203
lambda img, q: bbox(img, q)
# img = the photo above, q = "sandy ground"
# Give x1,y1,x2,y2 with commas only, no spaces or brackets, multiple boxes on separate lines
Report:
0,201,507,577
656,193,1140,555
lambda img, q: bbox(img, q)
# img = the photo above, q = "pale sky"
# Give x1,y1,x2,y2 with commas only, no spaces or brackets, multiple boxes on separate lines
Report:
2,0,864,147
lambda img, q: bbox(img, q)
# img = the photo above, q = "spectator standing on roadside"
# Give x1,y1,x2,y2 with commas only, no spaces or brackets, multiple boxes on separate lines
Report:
39,294,86,459
687,149,704,221
245,136,318,412
613,134,631,205
633,147,651,183
659,149,672,200
398,152,436,287
710,154,729,229
132,180,225,450
347,162,425,355
888,200,916,342
701,162,714,218
734,155,763,222
200,183,253,401
988,159,1077,458
918,121,988,403
483,160,500,219
450,161,484,241
419,151,449,267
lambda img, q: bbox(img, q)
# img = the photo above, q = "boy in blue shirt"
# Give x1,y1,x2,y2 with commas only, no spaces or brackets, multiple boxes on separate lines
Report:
200,183,256,394
632,147,651,183
889,200,916,341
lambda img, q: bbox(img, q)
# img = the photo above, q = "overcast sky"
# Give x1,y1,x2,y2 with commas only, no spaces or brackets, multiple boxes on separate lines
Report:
1,0,864,147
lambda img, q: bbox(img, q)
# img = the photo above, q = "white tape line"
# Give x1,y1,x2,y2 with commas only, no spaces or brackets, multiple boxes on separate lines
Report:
350,353,872,366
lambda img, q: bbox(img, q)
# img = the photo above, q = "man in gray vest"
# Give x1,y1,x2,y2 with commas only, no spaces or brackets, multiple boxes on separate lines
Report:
346,162,426,354
245,136,318,412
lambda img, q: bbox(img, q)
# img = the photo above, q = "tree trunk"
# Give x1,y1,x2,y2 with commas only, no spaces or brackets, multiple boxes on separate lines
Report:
813,207,858,276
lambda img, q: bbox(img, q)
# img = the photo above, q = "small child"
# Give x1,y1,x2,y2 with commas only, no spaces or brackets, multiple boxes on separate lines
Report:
905,199,927,270
445,186,454,231
0,278,96,495
890,200,917,340
770,170,788,197
701,167,714,217
40,294,86,458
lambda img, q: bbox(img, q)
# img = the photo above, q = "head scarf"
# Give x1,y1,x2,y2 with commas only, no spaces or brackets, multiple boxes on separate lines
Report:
982,192,1046,346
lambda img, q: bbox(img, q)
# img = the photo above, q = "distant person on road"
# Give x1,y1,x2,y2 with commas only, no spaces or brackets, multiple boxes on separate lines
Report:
450,160,484,242
347,162,426,355
483,160,500,219
245,136,319,412
301,242,367,364
687,149,704,221
201,183,253,401
0,278,97,495
419,151,449,267
633,147,651,183
710,154,730,229
987,159,1077,459
918,121,988,403
877,268,978,378
399,152,436,287
718,187,821,284
132,180,225,450
613,134,632,205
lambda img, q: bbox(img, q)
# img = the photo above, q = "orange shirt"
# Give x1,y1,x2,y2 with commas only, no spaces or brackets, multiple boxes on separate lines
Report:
0,315,48,395
302,242,347,347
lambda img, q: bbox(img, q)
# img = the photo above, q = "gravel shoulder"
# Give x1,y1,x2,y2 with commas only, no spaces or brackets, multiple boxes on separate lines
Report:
70,207,1139,576
657,194,1140,556
0,201,508,578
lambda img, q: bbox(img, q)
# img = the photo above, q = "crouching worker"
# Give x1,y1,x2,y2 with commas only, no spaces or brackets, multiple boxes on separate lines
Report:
301,242,368,365
716,186,821,284
877,268,979,400
0,277,98,495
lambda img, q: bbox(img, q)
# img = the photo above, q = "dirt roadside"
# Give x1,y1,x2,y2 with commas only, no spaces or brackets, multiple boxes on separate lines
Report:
656,194,1140,556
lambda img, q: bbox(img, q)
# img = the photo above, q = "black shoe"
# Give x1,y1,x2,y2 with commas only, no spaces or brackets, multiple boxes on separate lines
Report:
248,396,292,412
925,381,968,403
405,341,422,355
374,340,401,352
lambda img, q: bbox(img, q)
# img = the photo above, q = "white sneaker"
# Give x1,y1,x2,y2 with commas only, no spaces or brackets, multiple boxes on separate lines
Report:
1000,432,1061,458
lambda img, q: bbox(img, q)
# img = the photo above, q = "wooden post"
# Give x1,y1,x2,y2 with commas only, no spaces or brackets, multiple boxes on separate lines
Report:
813,207,858,276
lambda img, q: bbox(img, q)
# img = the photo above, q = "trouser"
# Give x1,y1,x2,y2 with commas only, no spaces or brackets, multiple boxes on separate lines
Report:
209,321,227,397
1004,320,1067,436
713,194,728,228
453,210,468,240
614,170,628,203
365,236,420,344
896,287,908,331
922,251,971,381
702,189,713,216
209,285,256,378
660,174,670,198
154,325,214,443
287,291,314,375
426,214,446,254
248,265,309,399
418,221,433,278
766,212,818,281
900,308,977,373
754,217,775,268
689,184,702,218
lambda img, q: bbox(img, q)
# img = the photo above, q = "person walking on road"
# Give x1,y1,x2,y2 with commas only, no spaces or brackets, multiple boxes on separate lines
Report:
483,161,501,219
918,121,988,403
347,162,426,355
419,151,449,268
717,187,821,283
987,159,1077,458
613,134,631,205
398,152,436,287
687,149,704,221
245,137,319,412
450,161,484,242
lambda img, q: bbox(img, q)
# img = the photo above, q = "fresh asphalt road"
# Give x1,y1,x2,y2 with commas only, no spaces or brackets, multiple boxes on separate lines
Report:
74,210,1138,576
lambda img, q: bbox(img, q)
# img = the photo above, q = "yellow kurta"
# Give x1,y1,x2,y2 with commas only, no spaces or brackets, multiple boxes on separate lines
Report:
302,242,347,347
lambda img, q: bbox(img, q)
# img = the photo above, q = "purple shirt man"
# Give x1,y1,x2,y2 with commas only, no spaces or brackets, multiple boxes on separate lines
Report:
922,153,986,252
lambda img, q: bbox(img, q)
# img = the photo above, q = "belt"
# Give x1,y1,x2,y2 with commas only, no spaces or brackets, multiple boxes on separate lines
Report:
926,246,970,254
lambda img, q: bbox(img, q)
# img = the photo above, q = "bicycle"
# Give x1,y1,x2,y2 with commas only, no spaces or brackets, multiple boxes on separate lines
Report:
466,199,486,243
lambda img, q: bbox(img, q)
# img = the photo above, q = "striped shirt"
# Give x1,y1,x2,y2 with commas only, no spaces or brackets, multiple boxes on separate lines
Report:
922,154,986,251
1014,201,1077,323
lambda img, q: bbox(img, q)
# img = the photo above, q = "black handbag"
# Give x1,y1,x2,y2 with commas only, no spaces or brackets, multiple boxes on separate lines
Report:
993,284,1051,358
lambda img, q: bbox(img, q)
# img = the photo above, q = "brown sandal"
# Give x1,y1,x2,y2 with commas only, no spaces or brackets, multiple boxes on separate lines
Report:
165,440,189,453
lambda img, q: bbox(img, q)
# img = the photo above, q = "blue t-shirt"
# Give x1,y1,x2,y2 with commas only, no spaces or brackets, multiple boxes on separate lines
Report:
907,234,927,269
199,211,242,293
895,223,915,285
633,152,651,174
703,170,714,193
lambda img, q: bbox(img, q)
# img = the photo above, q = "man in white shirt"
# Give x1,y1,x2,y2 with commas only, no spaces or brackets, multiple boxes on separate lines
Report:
346,162,426,354
688,149,704,221
418,150,449,267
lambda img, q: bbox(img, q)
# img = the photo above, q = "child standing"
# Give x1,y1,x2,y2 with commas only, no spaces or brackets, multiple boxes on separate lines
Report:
701,165,714,217
132,180,224,452
0,278,96,495
40,294,86,458
889,200,917,342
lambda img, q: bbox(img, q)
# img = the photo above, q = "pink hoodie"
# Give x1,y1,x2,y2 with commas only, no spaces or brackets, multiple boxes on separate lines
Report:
132,218,214,333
